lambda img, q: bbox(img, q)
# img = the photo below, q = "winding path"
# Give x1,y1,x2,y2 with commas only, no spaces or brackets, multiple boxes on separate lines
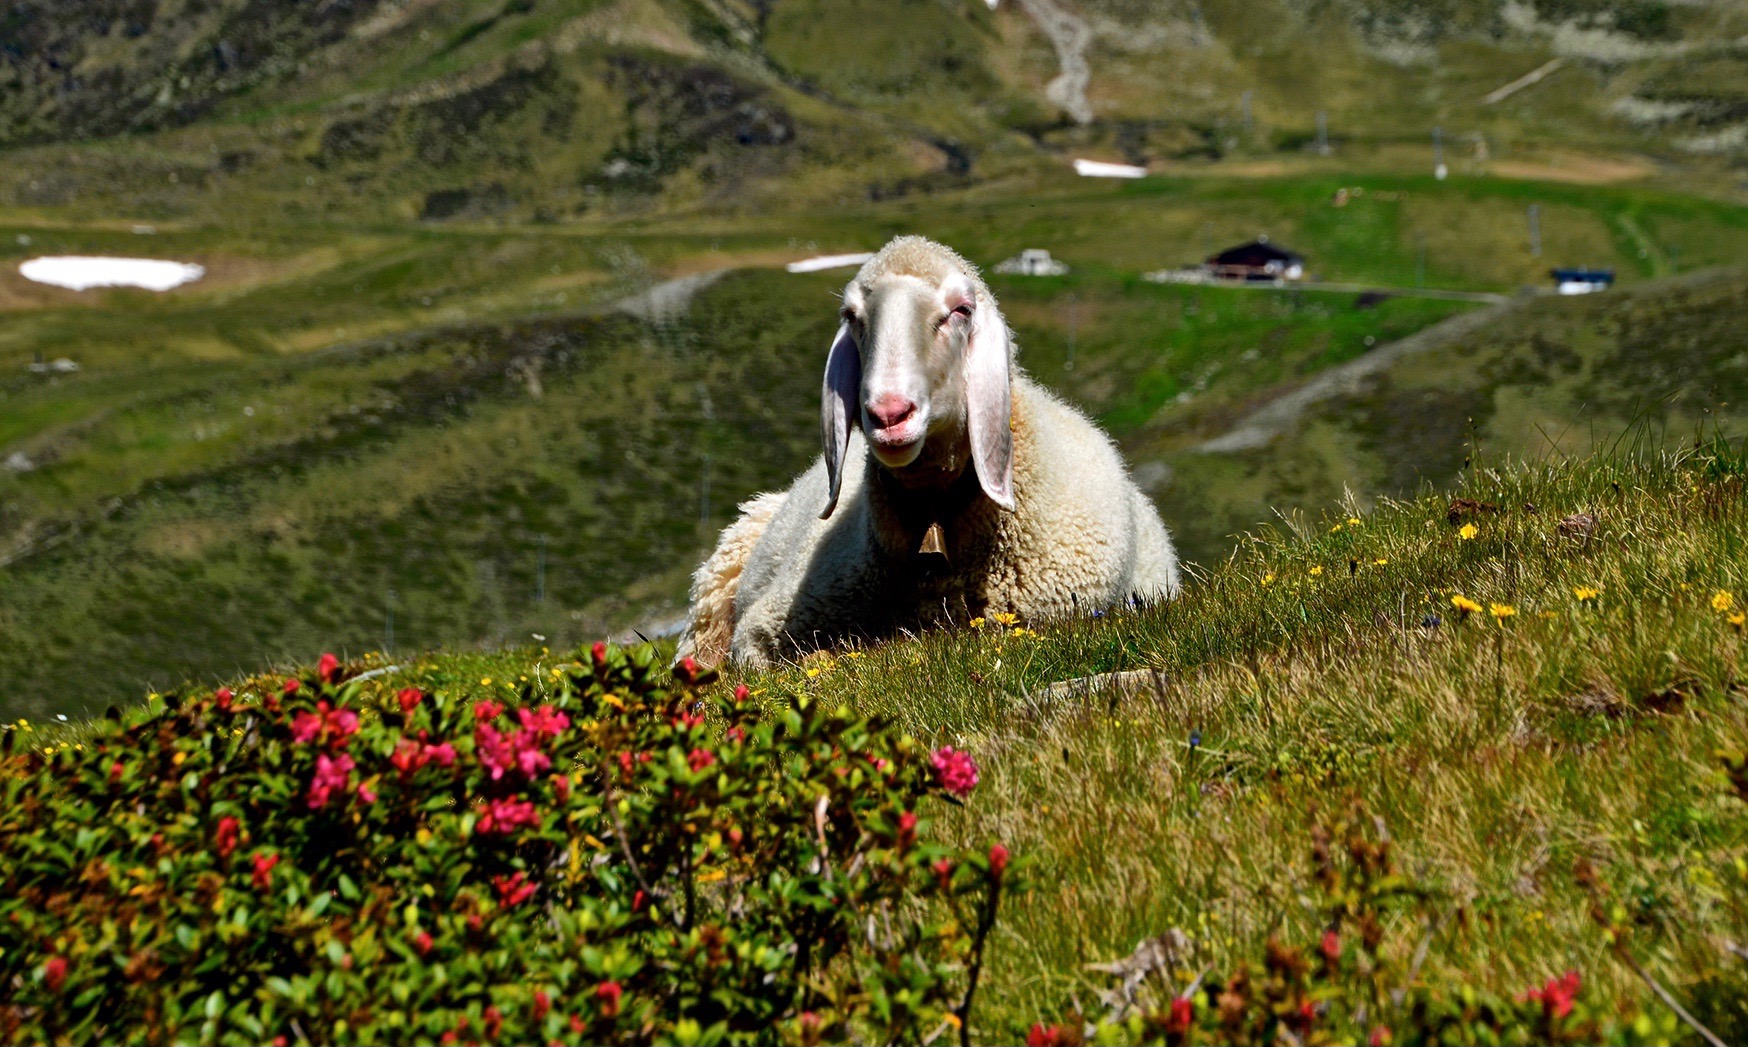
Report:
1016,0,1094,125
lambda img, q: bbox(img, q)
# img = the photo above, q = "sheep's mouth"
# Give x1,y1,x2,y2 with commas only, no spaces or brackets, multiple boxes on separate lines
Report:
868,425,925,467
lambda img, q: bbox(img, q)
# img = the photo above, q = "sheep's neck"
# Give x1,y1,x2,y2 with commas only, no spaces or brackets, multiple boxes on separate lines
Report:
871,457,986,561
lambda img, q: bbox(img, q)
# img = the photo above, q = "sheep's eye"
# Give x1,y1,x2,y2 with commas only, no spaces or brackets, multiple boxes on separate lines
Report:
952,302,974,318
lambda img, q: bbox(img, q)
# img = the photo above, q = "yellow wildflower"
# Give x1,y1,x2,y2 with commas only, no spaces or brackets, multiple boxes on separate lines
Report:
992,612,1019,626
1262,572,1276,585
1451,595,1483,614
1573,586,1601,601
1458,523,1479,540
1732,612,1746,629
969,617,987,629
1308,566,1324,577
1347,517,1363,526
481,677,493,687
1713,590,1735,613
1489,603,1517,620
1330,523,1344,533
1373,558,1388,566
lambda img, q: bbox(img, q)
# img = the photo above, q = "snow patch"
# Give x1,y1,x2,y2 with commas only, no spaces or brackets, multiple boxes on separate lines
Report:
19,256,205,292
786,253,874,274
1073,159,1148,179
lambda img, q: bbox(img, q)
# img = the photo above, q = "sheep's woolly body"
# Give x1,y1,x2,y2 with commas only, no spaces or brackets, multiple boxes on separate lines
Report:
728,376,1179,666
678,235,1180,667
675,491,784,667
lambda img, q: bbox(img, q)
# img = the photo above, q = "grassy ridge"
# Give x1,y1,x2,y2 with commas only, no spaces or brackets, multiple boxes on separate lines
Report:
16,450,1748,1039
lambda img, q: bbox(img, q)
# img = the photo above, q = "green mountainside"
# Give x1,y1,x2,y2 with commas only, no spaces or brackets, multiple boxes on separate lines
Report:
4,0,1748,717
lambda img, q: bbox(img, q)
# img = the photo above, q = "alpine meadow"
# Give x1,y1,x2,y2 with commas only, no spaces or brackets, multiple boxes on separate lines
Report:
6,0,1748,1042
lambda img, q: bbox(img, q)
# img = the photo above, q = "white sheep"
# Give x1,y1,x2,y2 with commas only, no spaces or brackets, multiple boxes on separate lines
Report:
678,235,1179,668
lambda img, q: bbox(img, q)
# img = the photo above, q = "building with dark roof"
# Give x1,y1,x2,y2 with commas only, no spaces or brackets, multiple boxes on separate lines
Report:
1205,238,1305,282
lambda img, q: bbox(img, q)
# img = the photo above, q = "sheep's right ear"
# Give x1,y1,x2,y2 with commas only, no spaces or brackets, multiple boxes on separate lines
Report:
820,321,860,519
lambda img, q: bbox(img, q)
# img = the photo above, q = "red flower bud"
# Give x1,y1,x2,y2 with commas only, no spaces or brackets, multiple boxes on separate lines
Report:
988,843,1010,879
687,747,715,772
676,656,700,681
534,989,551,1021
932,857,953,890
897,810,918,849
1026,1024,1062,1047
483,1006,502,1040
1320,929,1341,964
282,678,300,695
109,760,124,785
591,641,608,667
1168,998,1193,1034
413,931,434,957
732,684,750,703
216,816,241,861
474,699,504,723
397,688,423,715
632,889,647,912
317,653,341,684
214,688,233,712
43,955,68,993
595,981,623,1018
252,852,279,891
570,1015,586,1035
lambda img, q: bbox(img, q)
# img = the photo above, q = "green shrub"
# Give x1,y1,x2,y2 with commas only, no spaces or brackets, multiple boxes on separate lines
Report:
0,646,1013,1045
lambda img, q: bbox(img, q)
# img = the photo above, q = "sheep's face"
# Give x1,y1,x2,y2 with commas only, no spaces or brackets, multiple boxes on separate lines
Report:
842,273,969,469
820,262,1014,519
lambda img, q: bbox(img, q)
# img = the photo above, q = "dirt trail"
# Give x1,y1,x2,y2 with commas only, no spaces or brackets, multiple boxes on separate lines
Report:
1017,0,1094,125
613,269,729,326
1196,297,1527,454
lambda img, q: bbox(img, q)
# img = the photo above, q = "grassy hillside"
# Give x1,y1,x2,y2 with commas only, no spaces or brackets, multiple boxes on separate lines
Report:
3,0,1747,222
15,450,1748,1040
6,176,1748,718
1157,266,1748,557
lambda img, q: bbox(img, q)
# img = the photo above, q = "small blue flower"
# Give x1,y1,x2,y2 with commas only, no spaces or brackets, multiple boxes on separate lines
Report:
1189,729,1201,750
1421,613,1442,629
1091,609,1105,619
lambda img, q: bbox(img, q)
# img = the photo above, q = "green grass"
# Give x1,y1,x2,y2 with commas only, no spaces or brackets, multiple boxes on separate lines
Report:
18,449,1748,1040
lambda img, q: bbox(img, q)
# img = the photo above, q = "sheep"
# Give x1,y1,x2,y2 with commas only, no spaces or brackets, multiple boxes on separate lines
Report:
679,235,1179,668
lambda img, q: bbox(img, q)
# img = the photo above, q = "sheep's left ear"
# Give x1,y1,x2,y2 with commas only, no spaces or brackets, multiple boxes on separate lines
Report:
964,292,1015,510
819,322,860,520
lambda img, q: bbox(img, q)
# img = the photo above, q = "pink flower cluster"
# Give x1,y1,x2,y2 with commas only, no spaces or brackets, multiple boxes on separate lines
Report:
391,735,458,778
307,752,362,809
476,705,570,781
930,746,979,797
477,797,539,835
492,871,537,907
290,701,360,747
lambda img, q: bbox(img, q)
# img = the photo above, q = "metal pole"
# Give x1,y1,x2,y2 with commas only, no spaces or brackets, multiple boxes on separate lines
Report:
1433,126,1447,180
1065,294,1078,372
1315,111,1329,156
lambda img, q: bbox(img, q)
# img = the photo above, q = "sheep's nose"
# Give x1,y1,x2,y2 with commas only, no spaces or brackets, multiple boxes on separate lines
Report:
866,395,917,431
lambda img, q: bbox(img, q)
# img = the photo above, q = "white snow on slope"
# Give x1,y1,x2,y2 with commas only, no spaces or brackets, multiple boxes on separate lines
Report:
20,256,205,292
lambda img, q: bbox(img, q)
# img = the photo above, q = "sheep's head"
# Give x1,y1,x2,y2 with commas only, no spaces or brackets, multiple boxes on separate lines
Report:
820,237,1014,519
